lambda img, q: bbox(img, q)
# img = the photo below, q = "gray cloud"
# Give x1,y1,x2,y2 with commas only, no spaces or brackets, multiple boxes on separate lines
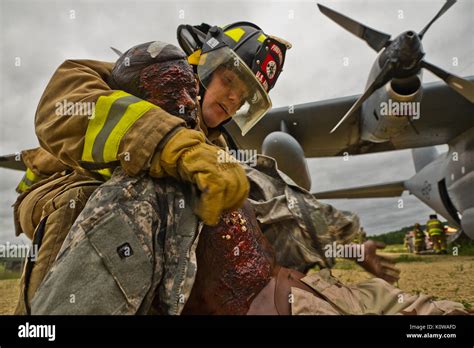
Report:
0,0,472,242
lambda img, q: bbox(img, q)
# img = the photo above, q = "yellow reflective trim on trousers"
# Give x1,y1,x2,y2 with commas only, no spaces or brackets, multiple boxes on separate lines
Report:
82,90,130,163
101,98,157,162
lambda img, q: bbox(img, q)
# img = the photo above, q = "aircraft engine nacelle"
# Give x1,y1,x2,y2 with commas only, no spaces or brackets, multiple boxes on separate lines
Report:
261,131,312,190
460,208,474,239
361,74,423,143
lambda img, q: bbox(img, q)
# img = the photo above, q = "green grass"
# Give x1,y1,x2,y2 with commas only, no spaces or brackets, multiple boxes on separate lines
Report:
331,258,361,270
381,244,406,253
0,271,21,280
0,262,21,280
392,254,427,263
449,240,474,256
460,300,472,310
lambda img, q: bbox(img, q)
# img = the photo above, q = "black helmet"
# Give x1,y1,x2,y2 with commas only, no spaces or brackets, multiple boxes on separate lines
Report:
177,22,292,135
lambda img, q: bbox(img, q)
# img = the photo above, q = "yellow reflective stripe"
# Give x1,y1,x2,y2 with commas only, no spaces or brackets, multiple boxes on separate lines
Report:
257,33,267,43
17,168,42,192
92,95,142,162
188,49,202,65
224,27,246,42
25,168,39,183
17,180,29,193
98,168,112,179
82,91,130,163
429,229,443,233
102,99,157,162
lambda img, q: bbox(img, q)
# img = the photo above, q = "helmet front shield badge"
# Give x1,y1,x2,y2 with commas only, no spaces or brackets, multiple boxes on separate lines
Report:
197,46,272,136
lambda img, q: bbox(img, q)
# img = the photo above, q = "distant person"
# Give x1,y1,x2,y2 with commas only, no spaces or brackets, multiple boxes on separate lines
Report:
404,231,414,253
426,214,447,254
413,223,426,254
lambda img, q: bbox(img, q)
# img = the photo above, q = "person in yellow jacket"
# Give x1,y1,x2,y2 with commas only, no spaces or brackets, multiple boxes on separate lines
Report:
426,214,447,254
14,22,291,314
412,223,426,254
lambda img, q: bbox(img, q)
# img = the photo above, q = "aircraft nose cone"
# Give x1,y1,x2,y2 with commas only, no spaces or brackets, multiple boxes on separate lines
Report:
403,30,421,46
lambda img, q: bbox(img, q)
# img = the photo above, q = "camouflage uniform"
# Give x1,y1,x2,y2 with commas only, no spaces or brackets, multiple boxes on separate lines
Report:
31,155,360,314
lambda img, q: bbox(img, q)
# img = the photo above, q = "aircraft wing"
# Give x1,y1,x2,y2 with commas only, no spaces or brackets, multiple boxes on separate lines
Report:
225,77,474,157
224,94,365,157
313,181,406,199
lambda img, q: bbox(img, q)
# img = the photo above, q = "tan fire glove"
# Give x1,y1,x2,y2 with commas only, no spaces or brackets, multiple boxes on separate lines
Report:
151,128,249,225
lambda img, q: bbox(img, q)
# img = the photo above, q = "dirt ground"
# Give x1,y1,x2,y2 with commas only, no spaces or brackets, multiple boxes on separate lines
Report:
331,253,474,308
0,253,472,314
0,279,20,315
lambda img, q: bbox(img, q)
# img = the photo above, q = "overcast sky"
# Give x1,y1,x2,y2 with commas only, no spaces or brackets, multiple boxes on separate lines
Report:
0,0,473,244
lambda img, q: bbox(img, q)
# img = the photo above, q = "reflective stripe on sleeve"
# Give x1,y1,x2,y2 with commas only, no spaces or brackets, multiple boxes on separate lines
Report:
82,91,158,165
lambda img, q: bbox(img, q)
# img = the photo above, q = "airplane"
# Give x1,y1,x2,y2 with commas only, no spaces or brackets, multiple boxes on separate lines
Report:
1,1,472,239
222,0,474,238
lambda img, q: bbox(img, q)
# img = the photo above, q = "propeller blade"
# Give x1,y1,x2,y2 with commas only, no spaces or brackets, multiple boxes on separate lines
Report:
419,0,457,39
110,47,123,56
330,61,395,133
421,60,474,103
317,3,391,52
0,154,26,171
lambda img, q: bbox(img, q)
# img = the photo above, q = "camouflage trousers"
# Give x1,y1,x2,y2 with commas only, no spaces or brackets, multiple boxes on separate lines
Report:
30,169,201,315
292,269,469,315
13,171,102,314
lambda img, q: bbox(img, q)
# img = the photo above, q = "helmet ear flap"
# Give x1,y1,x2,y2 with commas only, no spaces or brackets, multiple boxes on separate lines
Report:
177,24,207,55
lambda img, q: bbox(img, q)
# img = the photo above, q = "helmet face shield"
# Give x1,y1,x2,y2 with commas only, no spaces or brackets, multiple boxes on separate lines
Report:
197,46,272,135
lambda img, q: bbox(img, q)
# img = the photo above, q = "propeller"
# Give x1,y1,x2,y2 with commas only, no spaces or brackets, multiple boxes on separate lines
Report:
418,0,457,39
330,60,395,133
110,47,123,56
317,3,391,52
421,60,474,103
318,0,474,133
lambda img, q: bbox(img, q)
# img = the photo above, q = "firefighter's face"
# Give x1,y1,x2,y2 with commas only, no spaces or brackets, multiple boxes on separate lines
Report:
201,67,248,128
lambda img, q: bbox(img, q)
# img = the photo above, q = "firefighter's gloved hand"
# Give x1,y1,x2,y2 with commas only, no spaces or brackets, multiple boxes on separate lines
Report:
151,128,249,225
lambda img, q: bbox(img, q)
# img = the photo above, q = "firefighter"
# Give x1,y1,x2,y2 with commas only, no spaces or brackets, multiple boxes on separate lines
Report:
404,231,414,253
13,22,291,314
426,214,446,254
413,223,426,254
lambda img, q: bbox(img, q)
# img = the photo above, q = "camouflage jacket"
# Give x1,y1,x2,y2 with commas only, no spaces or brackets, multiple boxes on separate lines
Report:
31,155,359,315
